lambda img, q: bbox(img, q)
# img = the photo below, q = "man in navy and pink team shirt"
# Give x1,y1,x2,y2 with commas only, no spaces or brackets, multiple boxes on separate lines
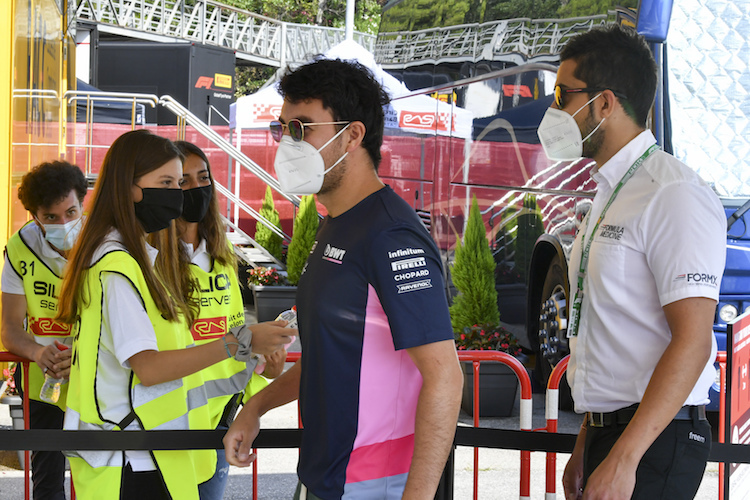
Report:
223,58,463,499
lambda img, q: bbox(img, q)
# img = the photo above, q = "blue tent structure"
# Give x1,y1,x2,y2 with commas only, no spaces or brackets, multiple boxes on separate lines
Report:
471,94,554,144
75,79,146,125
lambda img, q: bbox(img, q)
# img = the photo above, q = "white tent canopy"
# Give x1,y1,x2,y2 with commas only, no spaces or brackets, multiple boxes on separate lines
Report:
229,40,473,139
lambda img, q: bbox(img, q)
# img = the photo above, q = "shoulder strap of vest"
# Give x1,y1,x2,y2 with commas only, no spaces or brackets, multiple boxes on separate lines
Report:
15,223,63,278
89,249,133,269
3,247,23,279
117,411,137,430
119,370,140,431
100,269,147,311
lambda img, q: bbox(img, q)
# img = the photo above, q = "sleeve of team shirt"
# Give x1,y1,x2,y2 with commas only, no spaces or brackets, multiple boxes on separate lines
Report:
368,224,454,350
101,272,159,368
642,180,726,306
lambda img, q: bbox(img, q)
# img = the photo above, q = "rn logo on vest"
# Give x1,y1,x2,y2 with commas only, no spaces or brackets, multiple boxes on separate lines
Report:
323,244,346,264
191,317,228,340
29,317,71,337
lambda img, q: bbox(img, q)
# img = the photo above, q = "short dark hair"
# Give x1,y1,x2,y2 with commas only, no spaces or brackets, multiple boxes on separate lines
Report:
17,161,88,214
277,59,391,170
560,25,657,127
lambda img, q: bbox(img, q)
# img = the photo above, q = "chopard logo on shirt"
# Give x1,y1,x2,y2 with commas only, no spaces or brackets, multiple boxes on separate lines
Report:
599,224,624,240
322,244,346,264
673,273,719,287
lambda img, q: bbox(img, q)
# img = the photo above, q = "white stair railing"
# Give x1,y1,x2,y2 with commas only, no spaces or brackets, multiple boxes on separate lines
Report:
59,89,293,265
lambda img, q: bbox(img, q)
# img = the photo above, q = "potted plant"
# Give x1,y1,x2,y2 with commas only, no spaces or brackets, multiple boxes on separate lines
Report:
251,195,319,322
491,193,544,324
456,323,523,417
249,266,296,322
450,195,520,417
285,195,318,286
254,185,284,261
450,195,499,332
1,363,25,466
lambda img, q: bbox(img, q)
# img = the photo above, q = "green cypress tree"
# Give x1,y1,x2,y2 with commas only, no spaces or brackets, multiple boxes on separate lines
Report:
513,194,544,283
450,195,500,331
255,185,283,260
286,195,319,285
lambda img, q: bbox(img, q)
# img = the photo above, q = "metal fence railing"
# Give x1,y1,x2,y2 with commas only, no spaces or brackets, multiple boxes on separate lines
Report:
75,0,375,67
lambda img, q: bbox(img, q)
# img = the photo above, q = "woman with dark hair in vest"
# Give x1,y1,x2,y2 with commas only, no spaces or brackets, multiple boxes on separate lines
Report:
175,141,287,499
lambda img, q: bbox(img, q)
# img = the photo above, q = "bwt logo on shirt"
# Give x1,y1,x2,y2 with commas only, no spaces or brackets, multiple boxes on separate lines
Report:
673,273,719,287
391,257,426,271
323,244,346,264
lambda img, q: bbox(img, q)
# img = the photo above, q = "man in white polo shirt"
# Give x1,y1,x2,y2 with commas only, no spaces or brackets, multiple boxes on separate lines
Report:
537,26,726,499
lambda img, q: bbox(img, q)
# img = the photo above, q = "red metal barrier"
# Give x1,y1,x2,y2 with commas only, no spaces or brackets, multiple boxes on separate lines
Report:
0,352,32,500
544,355,570,500
545,352,727,500
717,351,726,500
457,350,533,500
285,351,534,500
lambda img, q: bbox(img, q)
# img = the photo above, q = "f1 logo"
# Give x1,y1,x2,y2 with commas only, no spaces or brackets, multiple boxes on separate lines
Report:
195,76,214,89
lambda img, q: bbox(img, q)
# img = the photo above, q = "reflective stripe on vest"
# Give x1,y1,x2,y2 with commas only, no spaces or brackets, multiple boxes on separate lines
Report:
189,258,268,428
4,224,71,409
67,250,214,500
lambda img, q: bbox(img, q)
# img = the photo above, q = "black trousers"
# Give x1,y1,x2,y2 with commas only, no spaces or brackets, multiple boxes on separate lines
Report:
120,462,170,500
28,400,66,500
583,416,711,499
15,365,67,500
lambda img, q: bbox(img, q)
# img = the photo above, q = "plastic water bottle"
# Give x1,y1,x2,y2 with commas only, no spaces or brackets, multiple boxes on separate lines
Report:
276,306,298,330
39,343,70,404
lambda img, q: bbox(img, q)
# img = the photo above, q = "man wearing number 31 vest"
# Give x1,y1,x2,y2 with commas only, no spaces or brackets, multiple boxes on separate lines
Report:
1,161,88,500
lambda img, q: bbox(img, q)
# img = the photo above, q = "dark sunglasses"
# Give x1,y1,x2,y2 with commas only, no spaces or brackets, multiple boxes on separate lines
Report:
554,85,628,109
269,119,350,143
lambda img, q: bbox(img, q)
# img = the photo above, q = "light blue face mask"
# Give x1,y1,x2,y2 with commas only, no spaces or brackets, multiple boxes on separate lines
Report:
42,217,83,251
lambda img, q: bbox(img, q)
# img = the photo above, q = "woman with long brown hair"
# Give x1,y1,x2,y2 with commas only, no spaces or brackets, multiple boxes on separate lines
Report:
175,140,287,499
57,130,292,500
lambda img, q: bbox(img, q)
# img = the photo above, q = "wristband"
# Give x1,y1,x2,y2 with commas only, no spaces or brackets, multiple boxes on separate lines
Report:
222,335,240,359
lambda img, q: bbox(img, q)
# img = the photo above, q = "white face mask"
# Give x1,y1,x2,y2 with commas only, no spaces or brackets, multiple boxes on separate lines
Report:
42,217,83,251
274,124,350,196
537,93,605,161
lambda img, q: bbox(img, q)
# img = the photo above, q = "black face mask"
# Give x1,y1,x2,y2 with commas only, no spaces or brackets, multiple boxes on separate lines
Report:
134,187,184,233
181,184,213,223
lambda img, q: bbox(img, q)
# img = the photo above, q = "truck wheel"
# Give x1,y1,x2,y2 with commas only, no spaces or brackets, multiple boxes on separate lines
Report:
534,254,574,410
